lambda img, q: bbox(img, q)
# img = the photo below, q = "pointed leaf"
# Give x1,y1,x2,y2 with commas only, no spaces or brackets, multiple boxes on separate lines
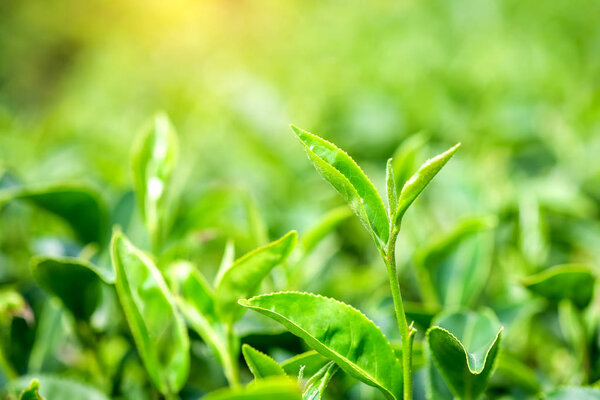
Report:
303,361,338,400
394,143,460,225
427,310,502,400
385,158,397,214
392,132,428,191
30,256,108,321
240,292,403,400
242,344,286,379
19,379,45,400
131,113,178,245
216,231,297,324
111,231,189,395
291,125,389,248
0,185,107,244
545,388,600,400
523,264,595,309
202,377,302,400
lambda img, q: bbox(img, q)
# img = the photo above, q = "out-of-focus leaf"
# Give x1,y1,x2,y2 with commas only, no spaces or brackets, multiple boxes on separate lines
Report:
0,185,107,244
523,264,595,309
545,388,600,399
214,239,235,287
291,125,389,249
215,231,297,324
110,231,189,396
494,352,541,395
394,143,460,226
242,344,285,379
240,292,403,400
30,256,106,321
202,377,302,400
19,379,44,400
281,351,329,378
392,132,428,192
131,113,178,246
0,289,27,321
300,207,352,255
8,376,109,400
242,193,269,247
303,361,338,400
518,195,549,269
392,341,426,371
427,310,502,400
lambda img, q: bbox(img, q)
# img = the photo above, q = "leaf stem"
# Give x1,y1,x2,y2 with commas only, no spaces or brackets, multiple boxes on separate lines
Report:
223,323,241,388
383,226,415,400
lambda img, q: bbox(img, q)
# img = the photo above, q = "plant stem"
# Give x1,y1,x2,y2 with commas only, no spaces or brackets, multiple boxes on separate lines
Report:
383,227,415,400
223,323,241,388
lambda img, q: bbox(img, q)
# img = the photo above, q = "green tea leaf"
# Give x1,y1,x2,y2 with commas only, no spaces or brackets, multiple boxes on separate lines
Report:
394,143,460,226
240,292,403,400
300,207,352,255
303,361,338,400
9,376,108,400
427,310,502,400
281,351,329,378
110,231,189,396
0,185,107,244
523,264,595,309
242,344,286,379
291,125,389,248
385,159,397,214
30,256,106,321
391,132,428,192
545,388,600,399
216,231,297,324
202,377,302,400
131,113,178,246
19,379,44,400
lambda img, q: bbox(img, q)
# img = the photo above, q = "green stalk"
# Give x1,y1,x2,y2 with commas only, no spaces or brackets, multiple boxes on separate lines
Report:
223,323,241,388
383,226,415,400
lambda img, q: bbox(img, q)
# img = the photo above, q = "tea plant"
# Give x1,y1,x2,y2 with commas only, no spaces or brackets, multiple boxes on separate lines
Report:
1,115,600,400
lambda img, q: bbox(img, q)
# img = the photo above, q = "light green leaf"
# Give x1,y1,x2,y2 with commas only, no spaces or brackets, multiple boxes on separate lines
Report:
202,377,302,400
394,143,460,226
523,264,596,309
291,125,389,248
0,184,107,244
427,310,502,400
303,361,338,400
391,132,428,192
242,344,286,379
131,113,178,246
216,231,297,324
19,379,44,400
110,231,189,396
300,207,352,255
8,376,109,400
281,351,329,378
214,239,236,287
546,388,600,399
239,292,403,400
30,256,107,321
386,158,397,214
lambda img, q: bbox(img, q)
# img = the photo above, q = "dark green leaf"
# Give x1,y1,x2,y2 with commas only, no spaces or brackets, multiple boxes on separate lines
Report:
240,292,403,400
242,344,286,379
215,231,297,324
19,379,44,400
427,310,502,400
30,256,106,321
0,185,107,244
394,143,460,226
110,231,189,396
523,264,595,309
291,125,389,249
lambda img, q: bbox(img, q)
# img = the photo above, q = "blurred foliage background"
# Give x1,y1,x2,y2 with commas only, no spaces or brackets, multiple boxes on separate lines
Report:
1,0,600,398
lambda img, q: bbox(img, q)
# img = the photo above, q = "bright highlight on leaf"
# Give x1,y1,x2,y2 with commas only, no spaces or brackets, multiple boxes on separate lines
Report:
242,344,286,379
240,292,403,400
202,377,302,400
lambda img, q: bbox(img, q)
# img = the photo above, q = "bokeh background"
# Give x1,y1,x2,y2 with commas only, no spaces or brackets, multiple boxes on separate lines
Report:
1,0,600,398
